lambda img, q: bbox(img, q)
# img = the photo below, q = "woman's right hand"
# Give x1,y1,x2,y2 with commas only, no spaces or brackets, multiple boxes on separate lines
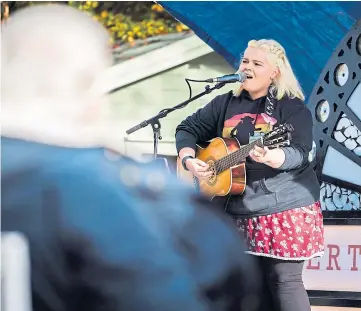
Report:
186,158,213,180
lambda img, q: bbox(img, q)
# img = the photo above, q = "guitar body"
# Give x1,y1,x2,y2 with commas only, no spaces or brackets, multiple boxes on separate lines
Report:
177,137,246,198
176,123,293,198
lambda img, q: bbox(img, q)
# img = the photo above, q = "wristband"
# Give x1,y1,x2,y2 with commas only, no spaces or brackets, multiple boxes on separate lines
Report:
181,155,194,171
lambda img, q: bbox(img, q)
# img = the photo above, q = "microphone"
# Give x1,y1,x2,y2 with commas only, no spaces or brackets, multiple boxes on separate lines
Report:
205,72,247,83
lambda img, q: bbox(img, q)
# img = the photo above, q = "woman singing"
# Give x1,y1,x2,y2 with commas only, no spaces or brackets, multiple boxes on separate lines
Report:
175,39,324,311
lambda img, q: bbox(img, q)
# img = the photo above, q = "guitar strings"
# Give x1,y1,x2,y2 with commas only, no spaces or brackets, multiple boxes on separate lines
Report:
207,124,291,175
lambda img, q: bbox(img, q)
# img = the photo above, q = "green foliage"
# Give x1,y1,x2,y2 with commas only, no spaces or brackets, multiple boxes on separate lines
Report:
1,1,190,47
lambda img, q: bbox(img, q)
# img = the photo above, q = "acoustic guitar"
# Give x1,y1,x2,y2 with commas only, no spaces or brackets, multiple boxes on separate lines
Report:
176,124,294,198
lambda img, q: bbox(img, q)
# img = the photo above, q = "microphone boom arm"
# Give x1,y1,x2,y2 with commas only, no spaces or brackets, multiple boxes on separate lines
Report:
125,82,226,160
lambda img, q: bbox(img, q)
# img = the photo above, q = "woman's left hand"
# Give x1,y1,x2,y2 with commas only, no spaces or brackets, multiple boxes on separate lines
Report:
249,145,285,169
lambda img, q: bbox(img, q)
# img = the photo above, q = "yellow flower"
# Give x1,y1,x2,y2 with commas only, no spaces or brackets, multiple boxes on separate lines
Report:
176,24,183,32
133,26,140,33
151,4,164,12
100,11,108,19
181,24,189,30
92,2,98,8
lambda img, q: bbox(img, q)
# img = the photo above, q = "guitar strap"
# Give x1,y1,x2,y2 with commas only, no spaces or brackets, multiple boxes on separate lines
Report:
265,88,277,118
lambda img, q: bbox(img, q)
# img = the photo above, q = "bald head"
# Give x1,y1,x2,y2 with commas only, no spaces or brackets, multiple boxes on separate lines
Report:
1,4,112,105
1,4,115,148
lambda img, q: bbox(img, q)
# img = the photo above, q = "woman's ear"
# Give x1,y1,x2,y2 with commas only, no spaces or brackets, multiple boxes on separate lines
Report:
271,67,280,80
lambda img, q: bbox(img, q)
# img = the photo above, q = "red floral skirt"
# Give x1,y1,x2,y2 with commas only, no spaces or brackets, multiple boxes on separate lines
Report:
235,201,325,260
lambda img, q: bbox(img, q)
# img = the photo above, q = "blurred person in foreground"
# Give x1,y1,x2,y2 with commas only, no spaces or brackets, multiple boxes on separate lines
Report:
1,4,260,311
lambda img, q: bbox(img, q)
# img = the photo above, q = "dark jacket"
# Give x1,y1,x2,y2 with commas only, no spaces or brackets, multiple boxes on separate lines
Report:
1,137,260,311
175,91,320,217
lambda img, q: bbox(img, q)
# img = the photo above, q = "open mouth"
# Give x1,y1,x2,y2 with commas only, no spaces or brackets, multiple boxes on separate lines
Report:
246,75,253,79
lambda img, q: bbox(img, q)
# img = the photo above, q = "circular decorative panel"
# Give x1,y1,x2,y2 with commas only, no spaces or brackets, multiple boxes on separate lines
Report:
334,63,349,86
308,19,361,212
315,100,330,123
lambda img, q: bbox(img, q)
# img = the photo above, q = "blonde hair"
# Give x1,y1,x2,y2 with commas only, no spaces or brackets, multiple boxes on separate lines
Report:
234,39,305,101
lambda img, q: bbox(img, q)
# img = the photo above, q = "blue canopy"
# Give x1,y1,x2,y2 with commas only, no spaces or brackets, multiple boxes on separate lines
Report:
159,1,360,101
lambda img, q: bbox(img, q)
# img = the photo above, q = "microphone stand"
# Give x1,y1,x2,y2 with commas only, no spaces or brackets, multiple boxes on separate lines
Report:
126,82,226,160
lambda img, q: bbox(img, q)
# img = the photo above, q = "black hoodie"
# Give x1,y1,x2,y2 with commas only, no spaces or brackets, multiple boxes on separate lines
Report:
175,90,320,217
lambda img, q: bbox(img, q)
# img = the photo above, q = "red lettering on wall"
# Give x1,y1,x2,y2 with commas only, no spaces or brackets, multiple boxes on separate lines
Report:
348,245,361,271
306,257,320,270
326,244,341,270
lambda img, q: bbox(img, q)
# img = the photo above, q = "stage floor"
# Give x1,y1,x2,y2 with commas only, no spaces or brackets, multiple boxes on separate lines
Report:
312,307,360,311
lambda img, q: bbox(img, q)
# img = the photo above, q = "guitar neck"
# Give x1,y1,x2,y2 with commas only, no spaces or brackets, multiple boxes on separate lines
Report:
216,138,263,173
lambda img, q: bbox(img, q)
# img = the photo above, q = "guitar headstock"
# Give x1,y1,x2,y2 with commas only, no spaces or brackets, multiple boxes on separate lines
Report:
262,123,294,149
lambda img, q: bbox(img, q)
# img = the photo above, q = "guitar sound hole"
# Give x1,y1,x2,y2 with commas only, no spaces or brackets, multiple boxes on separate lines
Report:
206,159,217,186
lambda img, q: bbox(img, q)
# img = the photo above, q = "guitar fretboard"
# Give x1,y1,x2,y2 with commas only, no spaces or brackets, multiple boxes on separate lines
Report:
215,138,263,174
